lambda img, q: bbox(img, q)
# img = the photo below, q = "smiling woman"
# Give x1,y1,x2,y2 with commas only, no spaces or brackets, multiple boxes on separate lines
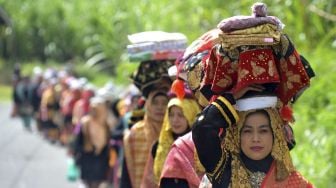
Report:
240,110,273,161
193,94,313,187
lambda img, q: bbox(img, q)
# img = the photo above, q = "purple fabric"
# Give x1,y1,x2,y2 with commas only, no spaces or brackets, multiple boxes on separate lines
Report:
217,15,283,33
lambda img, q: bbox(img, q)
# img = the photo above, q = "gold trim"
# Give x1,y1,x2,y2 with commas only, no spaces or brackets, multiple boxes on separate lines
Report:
217,96,239,123
206,149,228,182
196,91,210,107
212,102,232,125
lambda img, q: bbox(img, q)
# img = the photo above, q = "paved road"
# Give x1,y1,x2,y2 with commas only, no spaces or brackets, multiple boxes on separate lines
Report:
0,102,79,188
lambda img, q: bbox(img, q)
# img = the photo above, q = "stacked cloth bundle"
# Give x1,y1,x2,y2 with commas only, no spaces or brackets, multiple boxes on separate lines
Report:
127,31,188,62
218,3,283,50
179,2,315,108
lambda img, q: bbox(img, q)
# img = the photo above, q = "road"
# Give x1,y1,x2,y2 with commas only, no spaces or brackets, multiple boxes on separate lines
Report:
0,102,79,188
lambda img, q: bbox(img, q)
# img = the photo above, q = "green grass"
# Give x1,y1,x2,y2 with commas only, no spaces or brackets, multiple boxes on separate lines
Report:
0,84,12,102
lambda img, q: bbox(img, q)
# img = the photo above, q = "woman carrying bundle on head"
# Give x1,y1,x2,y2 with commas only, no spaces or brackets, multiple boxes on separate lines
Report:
192,87,313,187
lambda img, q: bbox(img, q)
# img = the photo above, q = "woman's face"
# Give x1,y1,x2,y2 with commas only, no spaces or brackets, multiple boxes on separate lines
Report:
168,105,189,134
147,94,168,122
240,112,273,160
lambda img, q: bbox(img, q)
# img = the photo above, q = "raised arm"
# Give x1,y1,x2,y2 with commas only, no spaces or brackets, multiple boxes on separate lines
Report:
192,94,238,178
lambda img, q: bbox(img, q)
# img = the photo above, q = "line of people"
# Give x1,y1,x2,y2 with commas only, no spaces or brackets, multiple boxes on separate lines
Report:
11,65,143,187
11,2,316,188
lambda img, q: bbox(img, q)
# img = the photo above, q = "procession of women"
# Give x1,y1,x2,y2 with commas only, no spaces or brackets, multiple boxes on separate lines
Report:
10,3,317,188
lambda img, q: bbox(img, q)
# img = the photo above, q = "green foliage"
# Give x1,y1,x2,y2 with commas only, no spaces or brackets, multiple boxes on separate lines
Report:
74,62,112,87
0,0,335,67
0,0,335,186
291,48,336,186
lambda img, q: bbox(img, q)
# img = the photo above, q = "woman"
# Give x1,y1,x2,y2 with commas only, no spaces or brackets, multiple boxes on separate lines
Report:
123,87,169,188
123,30,187,187
40,79,60,142
144,91,201,187
73,97,110,188
121,58,174,188
192,93,313,187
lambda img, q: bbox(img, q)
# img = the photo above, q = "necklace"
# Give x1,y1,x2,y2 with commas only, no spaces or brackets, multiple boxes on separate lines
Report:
248,171,266,188
239,154,271,188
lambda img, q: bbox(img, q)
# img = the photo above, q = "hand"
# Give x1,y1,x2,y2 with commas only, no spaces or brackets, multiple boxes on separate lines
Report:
233,84,265,100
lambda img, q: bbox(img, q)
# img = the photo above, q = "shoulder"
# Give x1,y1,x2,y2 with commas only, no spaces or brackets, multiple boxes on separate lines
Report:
128,120,145,135
131,120,145,130
126,120,146,140
171,132,195,156
174,132,194,148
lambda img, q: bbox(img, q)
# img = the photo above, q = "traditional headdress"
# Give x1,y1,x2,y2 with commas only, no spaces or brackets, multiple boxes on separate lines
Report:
186,2,313,187
221,95,295,187
130,60,173,98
